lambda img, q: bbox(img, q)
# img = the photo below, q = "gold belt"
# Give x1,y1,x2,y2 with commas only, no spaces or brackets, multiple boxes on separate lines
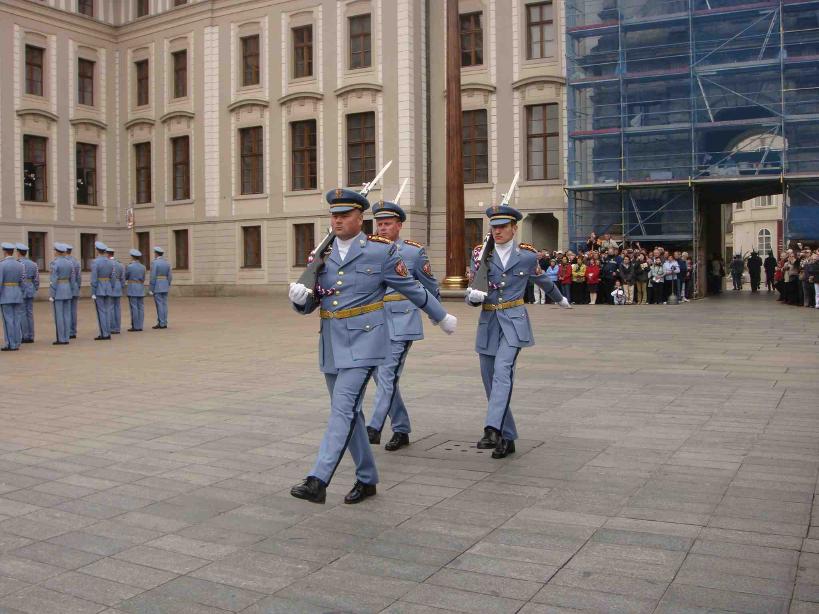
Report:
2,283,19,287
156,275,167,279
482,298,525,311
56,280,70,283
320,301,384,320
98,277,110,281
127,280,143,284
383,294,408,302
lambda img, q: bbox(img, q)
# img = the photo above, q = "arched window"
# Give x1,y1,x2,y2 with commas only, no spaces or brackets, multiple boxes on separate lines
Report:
757,228,772,255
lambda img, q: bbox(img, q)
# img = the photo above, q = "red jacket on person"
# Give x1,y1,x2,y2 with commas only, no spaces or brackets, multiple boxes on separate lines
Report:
585,264,601,285
559,263,573,284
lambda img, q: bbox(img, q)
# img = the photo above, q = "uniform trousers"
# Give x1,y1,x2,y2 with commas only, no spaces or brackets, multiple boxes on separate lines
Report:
533,285,546,304
53,299,71,343
154,292,168,326
70,297,78,336
310,367,378,486
94,296,112,337
368,340,412,435
111,297,121,332
479,333,520,441
1,304,21,349
19,298,34,340
129,297,144,330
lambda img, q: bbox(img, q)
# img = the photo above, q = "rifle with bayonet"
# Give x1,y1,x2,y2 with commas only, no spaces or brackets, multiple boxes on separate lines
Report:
296,161,393,294
471,172,519,294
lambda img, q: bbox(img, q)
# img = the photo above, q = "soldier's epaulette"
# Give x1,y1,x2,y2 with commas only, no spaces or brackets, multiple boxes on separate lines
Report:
519,243,537,253
403,239,424,249
473,243,484,252
368,235,393,245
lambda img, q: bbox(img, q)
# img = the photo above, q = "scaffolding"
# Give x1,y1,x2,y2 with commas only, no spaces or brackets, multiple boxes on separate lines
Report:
566,0,819,252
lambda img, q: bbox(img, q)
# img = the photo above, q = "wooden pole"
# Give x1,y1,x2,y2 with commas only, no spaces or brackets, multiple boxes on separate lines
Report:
443,0,467,289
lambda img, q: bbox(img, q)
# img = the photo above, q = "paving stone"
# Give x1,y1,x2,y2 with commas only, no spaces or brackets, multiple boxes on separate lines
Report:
12,541,102,569
190,551,314,593
659,583,789,614
0,586,106,614
112,545,209,574
42,571,144,606
78,558,177,590
532,584,658,614
401,583,524,614
148,576,264,611
425,568,542,600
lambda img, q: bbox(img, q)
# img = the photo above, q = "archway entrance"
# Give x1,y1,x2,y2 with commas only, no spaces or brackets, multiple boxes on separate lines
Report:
522,213,559,251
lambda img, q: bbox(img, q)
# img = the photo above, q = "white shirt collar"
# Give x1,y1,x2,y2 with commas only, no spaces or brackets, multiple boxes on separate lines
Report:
494,240,514,268
335,235,357,261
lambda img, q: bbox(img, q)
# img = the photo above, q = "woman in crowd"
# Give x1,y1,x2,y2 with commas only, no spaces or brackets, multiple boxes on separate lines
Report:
635,253,649,305
559,256,573,304
546,258,561,302
650,258,666,304
572,255,587,305
585,257,601,305
619,255,635,304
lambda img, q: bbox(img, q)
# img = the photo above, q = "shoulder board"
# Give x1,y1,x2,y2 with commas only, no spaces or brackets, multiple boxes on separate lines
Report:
519,243,537,253
368,235,393,245
403,239,424,249
473,243,484,252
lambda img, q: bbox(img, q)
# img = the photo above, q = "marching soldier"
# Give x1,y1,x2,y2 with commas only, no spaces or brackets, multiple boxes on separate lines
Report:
0,242,24,351
48,243,73,345
125,249,146,332
149,247,171,329
288,186,457,505
106,247,124,334
466,204,570,458
90,241,114,340
65,244,81,339
365,197,439,452
16,243,39,344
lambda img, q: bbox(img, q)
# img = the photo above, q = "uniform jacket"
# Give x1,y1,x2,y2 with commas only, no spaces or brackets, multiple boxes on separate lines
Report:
468,242,553,355
110,259,125,297
0,257,24,305
49,257,74,300
384,239,440,342
70,256,82,297
294,232,447,373
90,255,114,296
19,257,39,299
125,262,147,297
150,258,172,293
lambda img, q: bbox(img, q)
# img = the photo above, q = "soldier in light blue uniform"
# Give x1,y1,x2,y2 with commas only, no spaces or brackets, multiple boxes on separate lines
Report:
466,205,570,458
149,247,172,329
16,243,39,344
90,241,114,340
125,249,146,332
48,243,73,345
288,188,457,505
65,244,81,339
106,247,124,334
365,200,440,452
0,242,24,351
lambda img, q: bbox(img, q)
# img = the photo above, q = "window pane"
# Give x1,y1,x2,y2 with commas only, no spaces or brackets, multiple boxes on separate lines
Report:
23,135,48,202
26,46,44,96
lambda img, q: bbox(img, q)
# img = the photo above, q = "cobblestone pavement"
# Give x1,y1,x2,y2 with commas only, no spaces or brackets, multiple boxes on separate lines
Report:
1,292,817,613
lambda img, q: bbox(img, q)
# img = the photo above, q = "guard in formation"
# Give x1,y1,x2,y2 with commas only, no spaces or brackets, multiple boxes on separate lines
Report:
287,184,457,505
17,243,39,344
125,249,146,331
48,243,73,345
0,243,24,351
66,244,80,338
365,197,439,452
466,204,571,458
107,247,124,334
149,247,171,329
91,241,114,340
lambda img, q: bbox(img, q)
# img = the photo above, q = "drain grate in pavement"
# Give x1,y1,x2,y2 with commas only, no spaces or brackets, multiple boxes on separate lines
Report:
428,440,488,455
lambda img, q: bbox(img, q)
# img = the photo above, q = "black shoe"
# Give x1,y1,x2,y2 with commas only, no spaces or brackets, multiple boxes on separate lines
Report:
344,480,376,504
492,439,516,459
69,335,76,339
152,324,161,329
367,426,381,445
290,476,326,504
22,339,34,344
52,341,68,345
0,347,17,352
384,433,409,452
477,427,499,450
127,328,136,332
94,336,111,341
111,331,120,335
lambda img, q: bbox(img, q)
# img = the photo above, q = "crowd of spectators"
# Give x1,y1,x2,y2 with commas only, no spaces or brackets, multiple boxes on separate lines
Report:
770,245,819,309
527,233,693,305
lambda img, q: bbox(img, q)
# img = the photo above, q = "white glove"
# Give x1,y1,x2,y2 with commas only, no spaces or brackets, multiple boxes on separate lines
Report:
558,297,573,309
91,294,97,300
48,297,54,303
438,314,457,335
289,282,309,306
148,291,154,296
467,288,487,303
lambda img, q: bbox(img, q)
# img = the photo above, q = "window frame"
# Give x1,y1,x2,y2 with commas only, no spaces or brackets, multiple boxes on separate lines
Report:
462,109,489,184
526,1,555,61
25,45,44,97
348,14,372,70
173,229,189,270
757,228,772,255
136,0,149,18
80,233,97,271
137,232,151,266
28,232,47,272
134,141,152,205
76,142,97,206
170,135,190,202
77,0,93,17
291,120,317,191
239,126,264,195
135,59,149,107
460,12,484,67
78,58,95,107
525,103,560,181
172,49,187,99
346,112,376,188
242,225,262,269
292,25,313,79
23,135,48,203
241,35,260,87
293,223,314,268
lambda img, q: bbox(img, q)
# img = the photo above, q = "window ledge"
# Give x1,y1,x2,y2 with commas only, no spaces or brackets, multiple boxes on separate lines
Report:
75,204,101,210
521,179,564,187
289,76,317,86
284,189,321,197
21,200,54,207
234,193,268,200
167,198,194,206
464,182,494,190
133,202,154,209
240,266,263,270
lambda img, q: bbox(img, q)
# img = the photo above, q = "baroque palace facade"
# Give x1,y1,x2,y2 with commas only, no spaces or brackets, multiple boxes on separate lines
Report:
0,0,566,294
